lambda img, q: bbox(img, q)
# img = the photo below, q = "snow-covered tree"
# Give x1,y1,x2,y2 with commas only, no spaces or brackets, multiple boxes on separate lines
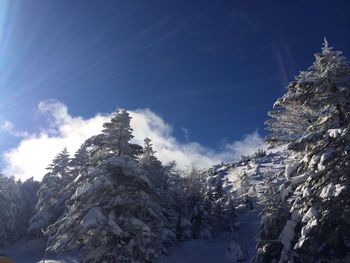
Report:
264,40,350,262
203,165,239,236
255,171,287,262
185,166,211,239
19,177,41,234
224,197,237,232
29,148,71,236
159,164,214,241
20,177,40,215
86,108,142,163
140,138,166,190
0,173,27,246
265,97,318,147
46,148,71,184
69,143,90,178
141,138,156,161
47,109,166,262
237,172,253,209
157,161,183,245
213,177,224,201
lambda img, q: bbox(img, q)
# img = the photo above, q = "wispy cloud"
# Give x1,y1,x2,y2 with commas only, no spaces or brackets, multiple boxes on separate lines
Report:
1,121,29,138
2,99,265,181
181,127,190,142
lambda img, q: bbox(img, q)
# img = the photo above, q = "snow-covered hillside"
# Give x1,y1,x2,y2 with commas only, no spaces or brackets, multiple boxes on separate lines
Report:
0,238,78,263
206,150,287,203
160,150,289,263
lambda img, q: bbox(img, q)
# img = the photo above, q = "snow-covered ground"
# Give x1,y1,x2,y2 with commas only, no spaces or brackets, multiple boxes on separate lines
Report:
235,209,261,260
224,155,285,196
159,237,231,263
160,209,261,263
0,238,78,263
3,209,260,263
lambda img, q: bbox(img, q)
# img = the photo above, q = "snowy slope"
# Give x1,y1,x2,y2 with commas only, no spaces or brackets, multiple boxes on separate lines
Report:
158,210,262,263
206,151,287,200
0,238,78,263
161,151,288,263
235,209,261,260
159,237,231,263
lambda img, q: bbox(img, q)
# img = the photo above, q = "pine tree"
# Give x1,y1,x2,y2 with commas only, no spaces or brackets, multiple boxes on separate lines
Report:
47,148,71,183
86,108,142,163
47,109,166,262
214,178,224,201
20,177,40,215
185,166,211,239
141,138,156,162
206,168,238,235
139,138,184,246
140,138,165,190
29,148,71,236
238,172,252,209
0,173,27,246
264,39,350,262
69,144,89,178
254,171,287,262
19,177,41,234
265,98,318,147
225,197,237,232
155,161,180,247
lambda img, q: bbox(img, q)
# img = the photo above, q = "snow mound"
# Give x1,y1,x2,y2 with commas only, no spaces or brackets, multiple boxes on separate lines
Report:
302,207,318,223
226,241,246,262
285,161,301,179
319,183,346,199
328,128,342,138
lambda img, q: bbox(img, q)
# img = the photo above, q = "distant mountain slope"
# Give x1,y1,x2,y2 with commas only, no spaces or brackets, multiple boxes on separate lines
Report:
206,150,288,201
202,150,289,261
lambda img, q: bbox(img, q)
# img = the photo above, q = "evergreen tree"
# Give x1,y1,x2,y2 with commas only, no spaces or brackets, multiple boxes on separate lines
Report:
185,166,211,239
140,138,165,190
264,40,350,262
225,197,237,232
19,177,41,234
204,167,239,235
20,177,40,215
141,138,156,162
0,173,27,246
29,148,71,236
238,172,252,209
214,178,224,201
69,144,89,178
254,171,287,263
86,108,142,163
47,109,166,262
47,148,71,184
140,139,183,245
265,98,318,147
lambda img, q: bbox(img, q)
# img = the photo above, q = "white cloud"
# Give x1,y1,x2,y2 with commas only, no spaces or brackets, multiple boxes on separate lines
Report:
1,120,14,131
181,127,190,142
225,131,267,158
1,120,29,137
2,99,265,181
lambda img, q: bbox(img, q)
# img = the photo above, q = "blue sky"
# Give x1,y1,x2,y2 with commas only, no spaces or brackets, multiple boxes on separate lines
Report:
0,0,349,172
